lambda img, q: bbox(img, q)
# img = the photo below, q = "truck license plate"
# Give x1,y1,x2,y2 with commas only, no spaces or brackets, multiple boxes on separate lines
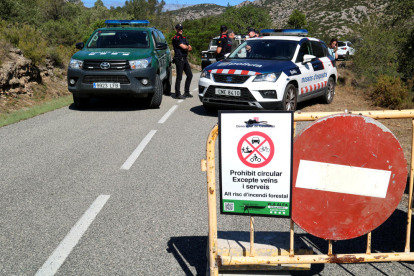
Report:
215,88,241,96
93,83,120,89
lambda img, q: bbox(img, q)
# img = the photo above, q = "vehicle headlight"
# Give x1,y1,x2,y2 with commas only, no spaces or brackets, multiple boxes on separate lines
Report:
253,72,280,82
201,69,211,79
129,57,152,69
69,59,83,70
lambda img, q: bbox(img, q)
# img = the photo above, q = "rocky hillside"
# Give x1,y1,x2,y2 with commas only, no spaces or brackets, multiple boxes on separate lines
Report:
172,0,387,37
169,4,226,22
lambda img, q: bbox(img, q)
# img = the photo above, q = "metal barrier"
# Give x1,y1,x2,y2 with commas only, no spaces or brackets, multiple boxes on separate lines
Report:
201,110,414,276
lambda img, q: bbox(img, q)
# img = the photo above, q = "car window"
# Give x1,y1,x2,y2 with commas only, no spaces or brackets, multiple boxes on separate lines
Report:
311,41,325,58
229,40,297,60
157,31,166,43
152,31,161,43
87,30,149,48
295,41,312,63
338,41,346,47
320,42,329,56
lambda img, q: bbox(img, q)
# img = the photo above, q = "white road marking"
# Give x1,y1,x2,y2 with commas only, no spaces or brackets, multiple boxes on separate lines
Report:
177,100,184,104
35,195,110,276
158,105,178,124
120,130,157,170
296,160,391,198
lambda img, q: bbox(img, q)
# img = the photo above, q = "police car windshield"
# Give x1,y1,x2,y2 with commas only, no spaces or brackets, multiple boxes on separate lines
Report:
87,30,149,48
229,40,297,60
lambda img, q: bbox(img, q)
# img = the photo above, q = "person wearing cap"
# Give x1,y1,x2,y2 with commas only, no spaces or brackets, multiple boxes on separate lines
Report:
245,27,256,57
216,25,232,61
172,23,193,99
247,27,256,39
255,30,260,37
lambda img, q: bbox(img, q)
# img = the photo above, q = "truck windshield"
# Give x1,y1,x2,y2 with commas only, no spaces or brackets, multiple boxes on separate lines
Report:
211,39,218,46
229,40,297,60
87,30,149,48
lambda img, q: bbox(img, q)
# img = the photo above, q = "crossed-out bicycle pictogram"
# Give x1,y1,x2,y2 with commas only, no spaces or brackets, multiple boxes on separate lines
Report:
237,131,274,168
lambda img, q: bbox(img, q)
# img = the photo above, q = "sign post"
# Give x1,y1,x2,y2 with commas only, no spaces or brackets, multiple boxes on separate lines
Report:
219,111,293,217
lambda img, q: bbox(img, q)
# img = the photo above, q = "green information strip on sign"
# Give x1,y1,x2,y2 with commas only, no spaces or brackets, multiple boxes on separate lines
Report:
219,111,293,218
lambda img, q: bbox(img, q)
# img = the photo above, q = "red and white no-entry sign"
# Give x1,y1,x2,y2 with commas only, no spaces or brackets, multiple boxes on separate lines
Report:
237,131,275,168
292,114,407,240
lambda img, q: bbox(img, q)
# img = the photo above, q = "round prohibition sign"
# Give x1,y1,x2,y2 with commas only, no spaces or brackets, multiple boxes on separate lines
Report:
237,131,274,168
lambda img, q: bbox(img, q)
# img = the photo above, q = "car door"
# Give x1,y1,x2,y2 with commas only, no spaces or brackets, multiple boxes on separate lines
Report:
152,31,166,80
295,40,316,99
310,41,329,96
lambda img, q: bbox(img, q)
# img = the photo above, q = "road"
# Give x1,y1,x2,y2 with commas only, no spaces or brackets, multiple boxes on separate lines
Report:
1,72,414,275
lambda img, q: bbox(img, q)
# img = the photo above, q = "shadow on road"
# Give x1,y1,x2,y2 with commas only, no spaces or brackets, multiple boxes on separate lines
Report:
167,209,414,275
166,236,208,276
190,105,218,118
68,97,158,112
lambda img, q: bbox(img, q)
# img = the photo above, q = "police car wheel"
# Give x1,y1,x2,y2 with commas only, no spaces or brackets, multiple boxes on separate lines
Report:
322,77,335,104
282,84,297,111
147,75,163,108
73,94,89,110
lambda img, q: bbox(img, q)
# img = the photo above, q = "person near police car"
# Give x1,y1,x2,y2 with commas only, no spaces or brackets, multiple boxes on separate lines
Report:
216,25,232,61
245,27,256,57
172,23,193,99
255,29,260,37
227,29,237,52
328,38,338,60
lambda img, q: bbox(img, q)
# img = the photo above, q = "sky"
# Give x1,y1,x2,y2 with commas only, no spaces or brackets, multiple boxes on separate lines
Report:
82,0,246,9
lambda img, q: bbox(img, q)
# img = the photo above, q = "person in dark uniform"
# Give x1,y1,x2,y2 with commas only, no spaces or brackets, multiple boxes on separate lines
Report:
172,23,193,99
216,25,232,61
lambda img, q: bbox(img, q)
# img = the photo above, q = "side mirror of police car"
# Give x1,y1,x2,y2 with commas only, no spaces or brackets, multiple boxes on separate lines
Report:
75,42,84,50
303,54,316,64
156,43,168,50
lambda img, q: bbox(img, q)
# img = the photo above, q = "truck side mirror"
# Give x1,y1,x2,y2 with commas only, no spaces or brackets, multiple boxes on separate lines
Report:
156,42,168,50
75,42,84,50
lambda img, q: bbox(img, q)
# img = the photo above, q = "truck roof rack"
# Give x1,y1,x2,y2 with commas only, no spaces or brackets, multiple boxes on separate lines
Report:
260,29,308,37
105,20,150,27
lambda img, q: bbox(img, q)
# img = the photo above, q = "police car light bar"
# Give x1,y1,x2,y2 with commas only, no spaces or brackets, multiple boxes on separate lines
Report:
105,20,150,27
260,29,308,37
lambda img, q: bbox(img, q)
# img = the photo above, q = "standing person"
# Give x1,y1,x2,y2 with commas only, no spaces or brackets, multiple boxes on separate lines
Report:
246,27,256,39
328,38,338,60
172,23,193,99
228,29,237,52
245,27,256,57
216,25,231,61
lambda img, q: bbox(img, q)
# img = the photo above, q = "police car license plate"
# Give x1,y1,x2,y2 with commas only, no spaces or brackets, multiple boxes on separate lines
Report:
93,83,120,89
215,88,241,96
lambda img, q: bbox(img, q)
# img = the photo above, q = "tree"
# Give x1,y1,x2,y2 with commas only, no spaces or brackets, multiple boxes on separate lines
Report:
125,0,165,20
94,0,104,8
41,0,66,21
287,9,306,29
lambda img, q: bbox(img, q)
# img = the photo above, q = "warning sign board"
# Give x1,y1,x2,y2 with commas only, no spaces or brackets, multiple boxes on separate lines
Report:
219,111,293,217
292,114,407,240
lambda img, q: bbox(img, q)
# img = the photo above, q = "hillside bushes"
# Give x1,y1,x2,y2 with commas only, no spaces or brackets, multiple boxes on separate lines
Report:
371,75,413,108
3,24,47,65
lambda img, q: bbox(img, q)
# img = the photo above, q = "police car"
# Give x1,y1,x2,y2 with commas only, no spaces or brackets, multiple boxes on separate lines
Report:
67,20,171,109
198,29,337,111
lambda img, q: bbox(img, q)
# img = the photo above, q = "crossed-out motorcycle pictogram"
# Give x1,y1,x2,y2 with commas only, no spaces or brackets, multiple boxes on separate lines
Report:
237,131,274,168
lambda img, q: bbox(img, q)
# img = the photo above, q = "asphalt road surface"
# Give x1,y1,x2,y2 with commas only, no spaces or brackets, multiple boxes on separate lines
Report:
1,73,414,275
